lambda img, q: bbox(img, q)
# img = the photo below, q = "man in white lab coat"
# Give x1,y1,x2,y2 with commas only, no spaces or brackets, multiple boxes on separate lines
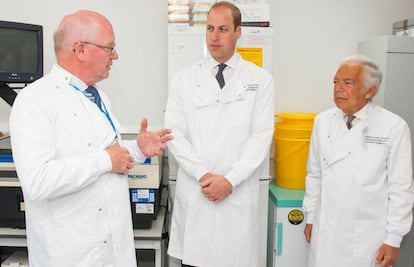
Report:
10,10,172,266
165,2,275,267
302,55,414,267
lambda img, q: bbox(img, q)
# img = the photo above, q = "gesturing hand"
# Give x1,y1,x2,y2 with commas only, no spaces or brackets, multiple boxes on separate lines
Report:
137,118,173,157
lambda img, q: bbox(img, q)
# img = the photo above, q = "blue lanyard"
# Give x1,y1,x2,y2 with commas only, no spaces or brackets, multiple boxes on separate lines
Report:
70,83,118,139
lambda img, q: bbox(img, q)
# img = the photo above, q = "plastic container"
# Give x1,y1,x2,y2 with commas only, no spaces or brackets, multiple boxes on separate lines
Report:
274,112,316,189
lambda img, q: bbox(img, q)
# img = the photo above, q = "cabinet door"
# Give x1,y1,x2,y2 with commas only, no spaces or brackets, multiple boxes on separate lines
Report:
272,207,308,267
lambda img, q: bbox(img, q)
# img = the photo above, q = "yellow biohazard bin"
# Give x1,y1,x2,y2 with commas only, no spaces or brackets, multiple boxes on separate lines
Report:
274,112,316,189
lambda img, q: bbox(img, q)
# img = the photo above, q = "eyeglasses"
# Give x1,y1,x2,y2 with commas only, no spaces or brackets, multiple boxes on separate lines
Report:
80,41,116,55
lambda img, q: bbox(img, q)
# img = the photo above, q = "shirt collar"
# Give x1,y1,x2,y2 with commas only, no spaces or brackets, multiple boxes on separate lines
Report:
53,64,91,92
341,102,370,122
207,53,240,70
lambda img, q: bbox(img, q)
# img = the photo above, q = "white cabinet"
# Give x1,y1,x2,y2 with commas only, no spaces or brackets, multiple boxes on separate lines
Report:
267,183,308,267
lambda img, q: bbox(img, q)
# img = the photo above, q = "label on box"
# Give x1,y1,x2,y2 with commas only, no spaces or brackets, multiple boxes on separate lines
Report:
127,155,161,189
130,189,155,203
135,203,154,214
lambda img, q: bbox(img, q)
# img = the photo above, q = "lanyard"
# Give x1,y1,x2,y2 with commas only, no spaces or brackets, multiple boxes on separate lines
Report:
70,83,118,139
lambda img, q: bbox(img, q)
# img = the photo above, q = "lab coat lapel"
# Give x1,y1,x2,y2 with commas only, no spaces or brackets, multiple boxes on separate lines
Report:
327,113,368,167
194,62,245,108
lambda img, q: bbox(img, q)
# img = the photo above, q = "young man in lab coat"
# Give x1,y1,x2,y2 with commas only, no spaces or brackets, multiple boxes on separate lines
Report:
10,10,172,266
302,55,414,267
165,2,275,267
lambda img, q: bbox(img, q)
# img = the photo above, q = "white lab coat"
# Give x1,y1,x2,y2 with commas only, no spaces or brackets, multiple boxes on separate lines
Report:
9,65,145,267
302,102,414,267
165,54,275,267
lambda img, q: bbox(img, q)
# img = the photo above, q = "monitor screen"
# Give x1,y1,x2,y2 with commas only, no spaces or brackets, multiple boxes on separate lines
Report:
0,20,43,84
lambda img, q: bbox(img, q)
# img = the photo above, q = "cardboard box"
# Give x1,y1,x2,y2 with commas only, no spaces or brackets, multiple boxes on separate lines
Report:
128,156,162,189
393,18,414,36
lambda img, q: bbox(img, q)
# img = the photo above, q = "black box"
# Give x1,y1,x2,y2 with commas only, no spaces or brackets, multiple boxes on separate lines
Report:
0,186,26,228
129,185,162,229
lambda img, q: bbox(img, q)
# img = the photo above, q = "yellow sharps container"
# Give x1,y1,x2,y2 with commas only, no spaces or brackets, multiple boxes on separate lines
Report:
273,112,316,189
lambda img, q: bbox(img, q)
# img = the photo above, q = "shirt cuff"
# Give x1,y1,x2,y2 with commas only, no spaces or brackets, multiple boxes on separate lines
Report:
126,140,147,164
384,232,403,248
225,169,242,188
305,212,315,224
193,167,210,182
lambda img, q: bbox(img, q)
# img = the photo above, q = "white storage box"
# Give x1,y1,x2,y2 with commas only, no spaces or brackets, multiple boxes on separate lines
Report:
2,250,29,267
128,156,162,189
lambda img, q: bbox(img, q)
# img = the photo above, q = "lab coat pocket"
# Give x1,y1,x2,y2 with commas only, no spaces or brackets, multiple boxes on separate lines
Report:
226,88,257,128
352,220,386,267
354,146,387,186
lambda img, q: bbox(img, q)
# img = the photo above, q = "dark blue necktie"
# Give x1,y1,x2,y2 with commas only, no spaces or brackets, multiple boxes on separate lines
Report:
84,86,102,111
216,63,227,89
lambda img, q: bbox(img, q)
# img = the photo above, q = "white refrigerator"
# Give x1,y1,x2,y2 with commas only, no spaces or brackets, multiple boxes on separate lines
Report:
358,35,414,267
267,183,309,267
167,24,273,267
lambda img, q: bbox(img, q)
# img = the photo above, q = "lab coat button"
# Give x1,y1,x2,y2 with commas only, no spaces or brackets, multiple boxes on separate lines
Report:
88,142,91,147
103,240,107,244
98,208,102,211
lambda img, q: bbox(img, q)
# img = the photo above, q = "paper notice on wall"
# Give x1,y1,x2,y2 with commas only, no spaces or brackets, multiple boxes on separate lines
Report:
237,47,263,68
238,3,270,22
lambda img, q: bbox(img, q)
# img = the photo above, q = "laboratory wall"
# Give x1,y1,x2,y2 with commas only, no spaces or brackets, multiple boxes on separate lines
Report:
0,0,414,132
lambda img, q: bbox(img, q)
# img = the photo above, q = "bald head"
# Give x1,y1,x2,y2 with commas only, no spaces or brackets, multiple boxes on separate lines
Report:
52,10,118,85
53,10,114,57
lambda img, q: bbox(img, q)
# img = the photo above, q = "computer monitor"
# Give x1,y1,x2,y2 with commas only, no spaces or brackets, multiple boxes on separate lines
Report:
0,20,43,105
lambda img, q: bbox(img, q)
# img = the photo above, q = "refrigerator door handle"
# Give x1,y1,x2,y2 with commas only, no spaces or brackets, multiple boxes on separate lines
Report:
276,222,283,255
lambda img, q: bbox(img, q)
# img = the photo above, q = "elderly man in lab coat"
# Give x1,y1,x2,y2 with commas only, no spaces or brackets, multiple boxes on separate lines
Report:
164,1,275,267
302,55,414,267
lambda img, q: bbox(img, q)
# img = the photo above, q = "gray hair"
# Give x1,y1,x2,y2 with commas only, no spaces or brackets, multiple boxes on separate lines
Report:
340,55,383,95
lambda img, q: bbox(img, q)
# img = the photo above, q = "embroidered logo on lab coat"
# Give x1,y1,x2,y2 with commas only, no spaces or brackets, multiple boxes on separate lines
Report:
246,84,259,91
364,135,389,145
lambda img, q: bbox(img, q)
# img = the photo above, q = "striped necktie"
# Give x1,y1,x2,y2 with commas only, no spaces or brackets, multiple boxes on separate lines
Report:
346,115,355,129
84,86,103,111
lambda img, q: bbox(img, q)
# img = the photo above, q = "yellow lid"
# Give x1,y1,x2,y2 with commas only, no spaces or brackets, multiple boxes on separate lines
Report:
275,112,316,120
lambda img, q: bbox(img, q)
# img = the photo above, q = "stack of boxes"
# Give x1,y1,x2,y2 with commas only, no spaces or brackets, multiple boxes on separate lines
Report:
128,155,163,229
0,137,25,229
191,1,215,26
168,0,192,24
393,18,414,36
